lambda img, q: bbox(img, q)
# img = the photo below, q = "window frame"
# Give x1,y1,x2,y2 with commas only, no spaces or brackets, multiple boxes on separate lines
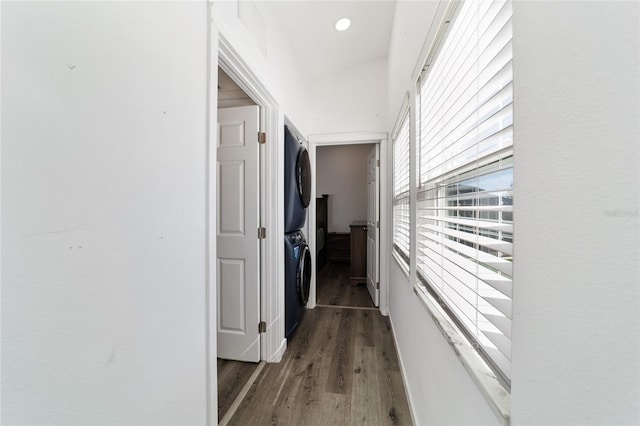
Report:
392,98,411,269
413,0,514,389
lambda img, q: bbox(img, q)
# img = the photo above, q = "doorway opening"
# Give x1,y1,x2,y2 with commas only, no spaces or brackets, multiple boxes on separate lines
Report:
314,143,377,309
214,35,284,421
308,132,390,315
215,65,262,423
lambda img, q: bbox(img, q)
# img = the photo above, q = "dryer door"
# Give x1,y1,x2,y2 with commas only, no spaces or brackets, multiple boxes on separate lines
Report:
296,244,312,305
296,147,311,208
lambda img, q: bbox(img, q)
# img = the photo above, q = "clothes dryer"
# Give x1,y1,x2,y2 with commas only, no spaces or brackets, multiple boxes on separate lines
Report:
284,230,311,340
284,125,311,233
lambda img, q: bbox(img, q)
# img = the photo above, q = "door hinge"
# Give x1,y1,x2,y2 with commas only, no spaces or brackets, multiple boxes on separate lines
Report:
376,281,380,290
376,221,380,229
258,132,266,145
259,321,267,333
258,227,266,239
376,159,380,167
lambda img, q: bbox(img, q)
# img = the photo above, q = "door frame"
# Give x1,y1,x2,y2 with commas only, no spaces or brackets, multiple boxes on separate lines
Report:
213,34,287,367
218,34,287,362
366,144,380,307
307,132,390,316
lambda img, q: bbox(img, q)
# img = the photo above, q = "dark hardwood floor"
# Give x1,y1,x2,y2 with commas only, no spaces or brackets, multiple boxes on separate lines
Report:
316,262,375,308
219,262,410,425
218,358,261,421
226,306,412,425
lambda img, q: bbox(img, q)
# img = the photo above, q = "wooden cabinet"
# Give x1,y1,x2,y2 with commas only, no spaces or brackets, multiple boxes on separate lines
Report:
328,232,350,263
349,221,367,284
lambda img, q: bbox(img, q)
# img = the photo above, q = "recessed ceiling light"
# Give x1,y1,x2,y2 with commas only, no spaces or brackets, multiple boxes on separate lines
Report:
335,17,351,32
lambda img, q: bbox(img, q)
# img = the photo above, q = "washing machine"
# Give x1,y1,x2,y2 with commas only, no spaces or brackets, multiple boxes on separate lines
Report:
284,230,312,340
284,125,311,233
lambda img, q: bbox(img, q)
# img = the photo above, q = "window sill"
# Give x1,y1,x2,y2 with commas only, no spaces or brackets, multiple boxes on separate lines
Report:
392,250,410,278
413,285,511,425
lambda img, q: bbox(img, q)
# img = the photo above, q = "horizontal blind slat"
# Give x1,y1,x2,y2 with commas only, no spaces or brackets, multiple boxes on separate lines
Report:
416,226,514,278
420,215,513,233
416,238,513,304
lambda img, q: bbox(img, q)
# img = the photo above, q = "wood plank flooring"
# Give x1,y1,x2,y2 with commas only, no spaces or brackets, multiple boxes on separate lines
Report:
226,306,412,425
316,262,375,308
217,358,260,421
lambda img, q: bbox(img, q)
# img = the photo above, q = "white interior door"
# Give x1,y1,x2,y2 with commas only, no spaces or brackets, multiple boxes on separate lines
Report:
366,145,380,307
217,105,261,362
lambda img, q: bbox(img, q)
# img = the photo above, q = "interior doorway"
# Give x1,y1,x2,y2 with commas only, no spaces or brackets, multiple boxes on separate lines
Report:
215,34,286,423
314,143,377,309
307,132,390,315
215,66,262,423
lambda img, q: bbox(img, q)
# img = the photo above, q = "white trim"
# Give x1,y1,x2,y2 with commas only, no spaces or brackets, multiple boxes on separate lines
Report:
392,251,410,279
308,132,390,316
270,336,287,363
217,34,286,365
383,130,393,318
310,132,386,146
408,84,419,311
389,315,418,426
391,93,411,140
307,143,318,309
411,0,457,82
316,304,379,311
206,10,218,426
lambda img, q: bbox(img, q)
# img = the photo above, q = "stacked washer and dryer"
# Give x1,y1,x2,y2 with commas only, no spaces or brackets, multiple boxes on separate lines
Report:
284,125,312,340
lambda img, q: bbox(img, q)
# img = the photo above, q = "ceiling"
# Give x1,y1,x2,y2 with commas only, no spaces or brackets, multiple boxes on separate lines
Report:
259,1,397,78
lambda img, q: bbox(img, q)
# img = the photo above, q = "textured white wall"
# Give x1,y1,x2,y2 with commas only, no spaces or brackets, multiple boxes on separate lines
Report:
510,2,640,424
317,144,373,233
1,2,209,424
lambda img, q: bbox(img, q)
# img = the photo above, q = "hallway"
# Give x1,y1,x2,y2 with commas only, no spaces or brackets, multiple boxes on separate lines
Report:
225,304,411,425
220,261,410,424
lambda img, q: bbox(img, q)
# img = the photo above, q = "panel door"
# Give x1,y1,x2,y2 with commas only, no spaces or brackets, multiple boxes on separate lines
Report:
217,105,261,362
366,145,380,307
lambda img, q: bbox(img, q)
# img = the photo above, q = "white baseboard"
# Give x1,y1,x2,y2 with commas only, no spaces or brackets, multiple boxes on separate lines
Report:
268,338,287,363
389,314,418,426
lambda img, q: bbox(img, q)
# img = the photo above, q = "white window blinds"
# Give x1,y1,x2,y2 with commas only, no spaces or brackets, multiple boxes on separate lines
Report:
416,0,513,385
393,110,411,264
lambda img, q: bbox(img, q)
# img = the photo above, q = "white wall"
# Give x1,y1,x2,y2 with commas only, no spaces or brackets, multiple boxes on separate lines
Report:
306,57,388,136
386,1,639,425
390,263,504,425
387,0,445,126
510,2,639,424
317,144,373,233
1,2,209,424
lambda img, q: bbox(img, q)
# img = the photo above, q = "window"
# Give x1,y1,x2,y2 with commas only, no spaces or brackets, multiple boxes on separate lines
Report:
416,0,513,386
393,109,411,265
